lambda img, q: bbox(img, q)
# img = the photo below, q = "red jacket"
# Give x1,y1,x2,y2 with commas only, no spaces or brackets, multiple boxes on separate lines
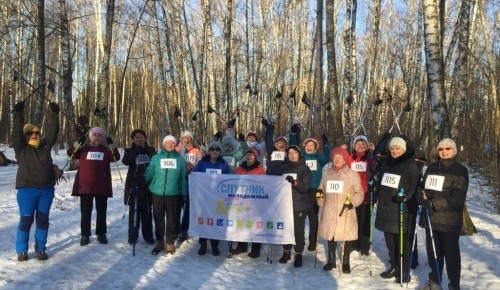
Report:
68,144,120,197
347,151,372,204
235,161,266,175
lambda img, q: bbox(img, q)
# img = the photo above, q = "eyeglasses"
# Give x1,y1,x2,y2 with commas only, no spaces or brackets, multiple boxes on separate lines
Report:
438,147,452,151
25,131,40,136
209,147,221,152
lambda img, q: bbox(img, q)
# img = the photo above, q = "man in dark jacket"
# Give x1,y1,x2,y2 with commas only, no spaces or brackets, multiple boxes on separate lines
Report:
13,101,59,261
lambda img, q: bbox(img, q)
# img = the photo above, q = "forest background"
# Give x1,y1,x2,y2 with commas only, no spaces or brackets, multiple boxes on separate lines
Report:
0,0,498,209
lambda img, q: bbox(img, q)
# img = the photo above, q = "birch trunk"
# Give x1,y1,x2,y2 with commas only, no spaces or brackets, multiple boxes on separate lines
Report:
34,0,45,126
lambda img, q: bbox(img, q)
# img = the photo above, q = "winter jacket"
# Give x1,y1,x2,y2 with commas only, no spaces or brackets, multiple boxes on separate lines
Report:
144,149,187,197
122,143,157,206
347,150,373,204
13,110,59,189
193,155,230,175
68,143,120,197
264,124,287,174
417,158,469,233
318,165,364,241
374,151,419,234
175,143,202,172
221,148,244,173
234,161,266,175
278,157,312,212
239,140,265,164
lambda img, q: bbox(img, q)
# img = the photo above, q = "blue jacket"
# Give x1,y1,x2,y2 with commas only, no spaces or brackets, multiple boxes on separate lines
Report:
193,155,230,175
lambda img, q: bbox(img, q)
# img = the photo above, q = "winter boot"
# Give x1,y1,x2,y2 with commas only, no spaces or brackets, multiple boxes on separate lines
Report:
17,252,28,262
341,253,351,274
323,250,337,271
380,267,396,279
293,253,303,268
198,241,207,255
278,250,291,264
144,237,155,244
151,241,165,255
97,234,108,244
448,283,459,290
231,243,248,255
248,244,261,258
418,280,440,290
166,243,175,255
80,236,90,246
36,251,48,261
212,245,220,256
307,243,316,252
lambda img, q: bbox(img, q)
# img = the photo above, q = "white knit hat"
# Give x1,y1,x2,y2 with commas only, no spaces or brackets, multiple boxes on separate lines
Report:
180,131,194,139
389,137,406,152
437,138,457,157
163,135,176,145
352,135,369,148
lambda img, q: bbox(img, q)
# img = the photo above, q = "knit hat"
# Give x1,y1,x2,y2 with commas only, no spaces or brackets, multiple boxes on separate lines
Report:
89,127,105,138
276,136,288,145
246,147,259,158
221,136,234,147
180,131,194,139
389,137,407,152
246,131,258,139
437,138,457,157
303,138,319,150
23,124,40,135
353,135,369,148
330,147,349,162
162,135,176,145
208,141,222,150
286,145,301,156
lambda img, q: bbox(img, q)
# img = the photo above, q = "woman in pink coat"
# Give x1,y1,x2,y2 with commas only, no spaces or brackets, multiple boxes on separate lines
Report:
318,147,364,273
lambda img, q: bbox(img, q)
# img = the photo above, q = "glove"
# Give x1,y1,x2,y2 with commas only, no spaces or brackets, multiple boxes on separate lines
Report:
381,132,391,142
227,118,236,128
285,175,295,184
14,101,25,112
49,102,60,113
345,203,354,210
317,198,325,207
261,118,269,128
214,132,222,140
291,123,300,134
238,133,245,141
321,134,328,145
315,189,324,199
392,194,407,203
106,137,114,145
77,135,86,145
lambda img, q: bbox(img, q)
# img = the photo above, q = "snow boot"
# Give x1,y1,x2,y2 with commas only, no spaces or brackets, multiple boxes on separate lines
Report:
323,250,337,271
212,245,220,256
380,267,396,279
293,253,303,268
231,243,248,255
80,236,90,246
17,252,28,262
36,251,48,261
166,243,175,255
342,253,351,274
198,241,207,255
97,234,108,244
151,241,164,255
278,250,291,264
419,280,441,290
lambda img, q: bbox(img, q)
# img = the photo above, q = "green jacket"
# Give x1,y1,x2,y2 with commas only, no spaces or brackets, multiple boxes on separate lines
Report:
144,149,187,196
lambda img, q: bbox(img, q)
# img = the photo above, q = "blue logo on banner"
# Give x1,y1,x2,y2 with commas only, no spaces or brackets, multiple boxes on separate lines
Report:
277,222,284,229
217,219,224,226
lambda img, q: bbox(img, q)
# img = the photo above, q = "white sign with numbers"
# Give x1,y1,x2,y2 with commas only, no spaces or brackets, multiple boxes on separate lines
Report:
135,154,151,165
223,156,235,166
424,175,445,191
206,168,222,174
381,173,401,189
326,180,344,194
185,153,197,165
351,161,367,172
160,158,177,169
271,151,285,161
87,152,104,161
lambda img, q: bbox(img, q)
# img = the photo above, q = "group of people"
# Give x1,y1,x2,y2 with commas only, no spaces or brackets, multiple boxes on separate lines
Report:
13,101,469,290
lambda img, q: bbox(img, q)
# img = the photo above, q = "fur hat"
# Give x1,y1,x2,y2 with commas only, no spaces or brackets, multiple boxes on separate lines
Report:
208,141,222,150
389,137,407,152
162,135,176,145
246,147,259,158
353,135,369,148
437,138,457,157
89,127,105,138
330,147,349,162
303,138,319,150
180,131,194,140
23,124,40,135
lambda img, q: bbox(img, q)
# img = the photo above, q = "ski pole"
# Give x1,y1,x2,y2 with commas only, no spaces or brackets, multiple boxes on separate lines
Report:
227,241,233,258
407,205,422,288
425,193,443,290
314,190,324,268
340,193,351,277
132,184,139,257
398,188,405,287
368,178,375,276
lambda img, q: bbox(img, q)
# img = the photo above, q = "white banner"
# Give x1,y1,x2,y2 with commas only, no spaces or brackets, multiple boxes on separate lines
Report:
188,172,295,244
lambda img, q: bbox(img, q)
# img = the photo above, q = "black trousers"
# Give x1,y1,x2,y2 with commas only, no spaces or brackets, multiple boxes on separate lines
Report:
284,210,307,254
80,195,108,237
307,189,319,246
426,229,461,289
128,201,154,240
179,193,189,233
384,232,412,274
152,195,180,244
327,239,352,262
355,203,371,252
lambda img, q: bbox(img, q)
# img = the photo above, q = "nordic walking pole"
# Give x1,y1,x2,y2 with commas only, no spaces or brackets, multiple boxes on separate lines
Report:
368,178,375,276
398,188,405,287
407,204,422,288
424,192,443,290
339,193,351,277
314,189,324,268
132,184,139,257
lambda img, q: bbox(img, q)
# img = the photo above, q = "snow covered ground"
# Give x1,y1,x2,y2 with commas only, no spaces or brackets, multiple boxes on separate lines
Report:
0,146,498,290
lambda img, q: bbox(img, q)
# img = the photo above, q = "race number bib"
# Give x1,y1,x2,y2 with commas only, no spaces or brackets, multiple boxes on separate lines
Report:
223,156,235,166
306,160,318,171
206,168,222,174
160,158,177,169
271,151,285,161
283,173,297,180
326,180,344,194
381,173,401,189
185,153,197,165
351,161,367,172
87,152,104,161
424,175,445,191
135,154,151,165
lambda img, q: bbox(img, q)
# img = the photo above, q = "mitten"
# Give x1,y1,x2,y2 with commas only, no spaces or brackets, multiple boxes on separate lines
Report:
49,102,60,113
14,101,25,112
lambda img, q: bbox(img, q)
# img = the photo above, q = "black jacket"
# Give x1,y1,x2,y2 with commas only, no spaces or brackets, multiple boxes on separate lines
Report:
278,157,312,212
122,143,157,206
375,150,419,234
417,158,469,233
13,110,59,188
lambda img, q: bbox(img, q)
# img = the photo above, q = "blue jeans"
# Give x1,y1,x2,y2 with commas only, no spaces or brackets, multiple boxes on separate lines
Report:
16,187,55,254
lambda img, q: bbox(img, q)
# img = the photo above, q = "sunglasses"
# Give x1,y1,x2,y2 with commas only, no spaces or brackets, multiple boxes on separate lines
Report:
25,131,41,136
438,147,452,151
209,147,221,152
